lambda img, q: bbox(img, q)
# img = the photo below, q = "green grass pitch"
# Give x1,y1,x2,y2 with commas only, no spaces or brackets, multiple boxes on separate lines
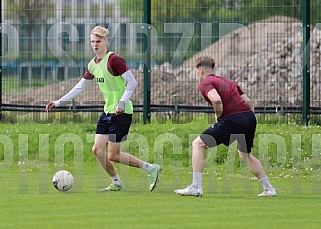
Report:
1,120,321,228
1,165,321,229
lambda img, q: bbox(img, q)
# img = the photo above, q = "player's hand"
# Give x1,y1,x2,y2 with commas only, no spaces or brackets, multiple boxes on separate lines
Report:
115,107,124,115
116,101,125,115
45,101,56,112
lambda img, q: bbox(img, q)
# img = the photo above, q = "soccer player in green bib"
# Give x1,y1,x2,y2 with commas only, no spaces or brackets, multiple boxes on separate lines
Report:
45,26,161,192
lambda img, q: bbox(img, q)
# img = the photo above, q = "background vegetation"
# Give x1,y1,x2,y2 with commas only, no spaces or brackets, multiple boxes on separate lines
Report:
1,115,321,171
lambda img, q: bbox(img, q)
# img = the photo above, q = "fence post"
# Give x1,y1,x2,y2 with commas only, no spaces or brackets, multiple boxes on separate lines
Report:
302,0,310,125
143,0,151,124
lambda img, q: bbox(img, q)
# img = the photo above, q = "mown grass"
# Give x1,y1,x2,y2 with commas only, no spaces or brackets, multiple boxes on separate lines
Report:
1,118,321,228
1,164,321,229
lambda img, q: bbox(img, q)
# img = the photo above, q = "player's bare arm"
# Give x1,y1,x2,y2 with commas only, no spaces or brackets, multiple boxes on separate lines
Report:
207,88,223,119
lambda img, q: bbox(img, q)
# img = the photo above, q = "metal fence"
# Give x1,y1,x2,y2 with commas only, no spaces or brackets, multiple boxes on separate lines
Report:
0,0,320,124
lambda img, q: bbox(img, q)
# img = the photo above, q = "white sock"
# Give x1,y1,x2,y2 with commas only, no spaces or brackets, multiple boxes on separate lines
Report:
111,174,123,186
140,162,154,172
259,177,273,190
192,172,203,189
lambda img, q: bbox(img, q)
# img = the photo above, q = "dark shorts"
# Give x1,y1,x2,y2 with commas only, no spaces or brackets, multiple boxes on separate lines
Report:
96,113,132,142
200,111,256,153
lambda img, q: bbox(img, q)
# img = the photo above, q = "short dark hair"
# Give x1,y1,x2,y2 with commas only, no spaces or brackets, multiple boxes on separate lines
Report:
195,56,215,68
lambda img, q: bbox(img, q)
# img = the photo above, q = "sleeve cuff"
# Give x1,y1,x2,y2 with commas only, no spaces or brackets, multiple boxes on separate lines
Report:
54,101,61,107
117,101,125,110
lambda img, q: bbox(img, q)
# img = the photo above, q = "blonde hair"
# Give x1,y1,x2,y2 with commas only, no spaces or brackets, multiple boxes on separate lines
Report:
91,26,109,38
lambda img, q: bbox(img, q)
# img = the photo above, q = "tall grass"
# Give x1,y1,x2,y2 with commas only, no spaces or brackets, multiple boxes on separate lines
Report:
1,114,321,172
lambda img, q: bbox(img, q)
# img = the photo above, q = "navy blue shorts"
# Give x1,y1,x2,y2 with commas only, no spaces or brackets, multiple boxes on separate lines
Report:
96,113,132,142
200,111,256,153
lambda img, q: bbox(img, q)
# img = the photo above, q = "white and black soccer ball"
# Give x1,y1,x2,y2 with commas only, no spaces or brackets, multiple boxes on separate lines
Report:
52,170,74,192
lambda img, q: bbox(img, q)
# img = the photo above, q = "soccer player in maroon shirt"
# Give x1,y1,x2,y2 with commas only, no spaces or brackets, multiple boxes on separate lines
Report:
175,56,276,197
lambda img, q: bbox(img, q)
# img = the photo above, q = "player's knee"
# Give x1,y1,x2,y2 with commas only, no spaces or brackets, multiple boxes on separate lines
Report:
92,146,97,156
238,151,249,162
92,146,103,158
192,137,207,150
107,152,120,162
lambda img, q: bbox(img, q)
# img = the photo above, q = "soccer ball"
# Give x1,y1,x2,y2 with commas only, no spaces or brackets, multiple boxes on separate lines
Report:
52,170,74,192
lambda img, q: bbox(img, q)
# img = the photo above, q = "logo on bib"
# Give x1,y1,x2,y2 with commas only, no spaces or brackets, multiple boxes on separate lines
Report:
96,77,105,83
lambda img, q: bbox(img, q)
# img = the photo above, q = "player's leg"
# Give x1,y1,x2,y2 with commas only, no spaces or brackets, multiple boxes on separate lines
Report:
107,140,143,167
92,134,126,191
93,112,127,191
107,113,145,168
238,151,266,179
107,140,161,191
93,113,118,177
92,134,117,177
238,112,276,196
175,121,230,196
238,151,276,196
174,136,207,197
107,113,161,191
192,136,207,172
